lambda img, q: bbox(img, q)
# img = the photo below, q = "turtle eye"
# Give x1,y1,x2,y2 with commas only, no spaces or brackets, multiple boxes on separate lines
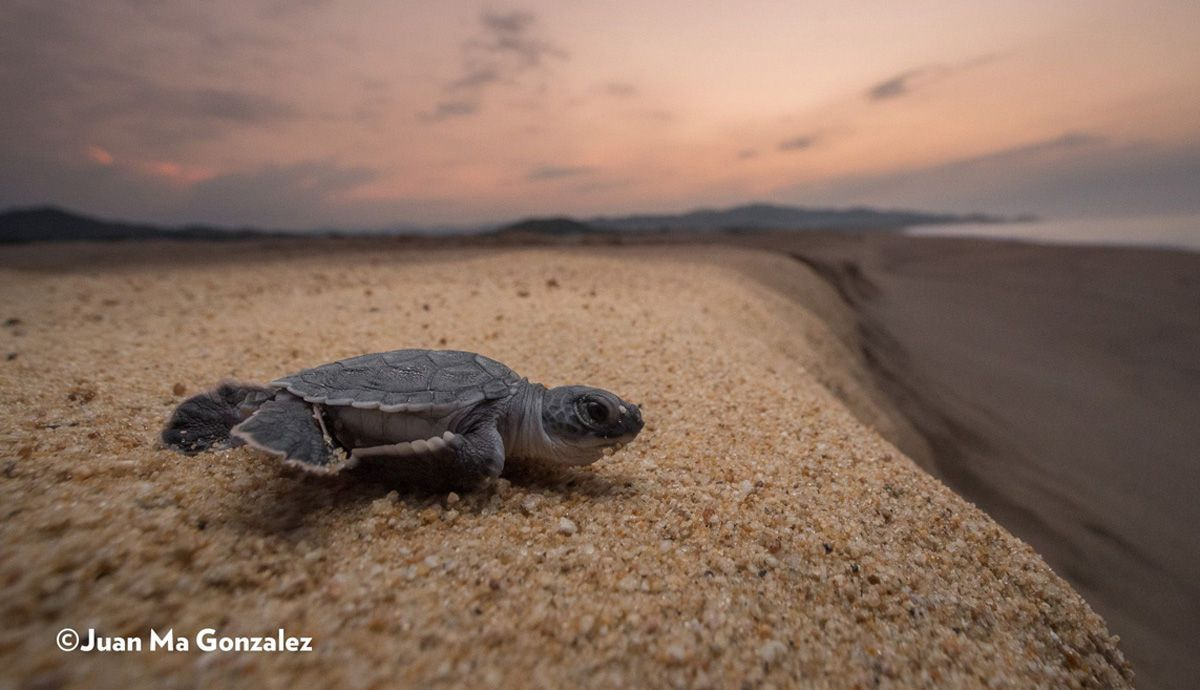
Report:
583,399,611,425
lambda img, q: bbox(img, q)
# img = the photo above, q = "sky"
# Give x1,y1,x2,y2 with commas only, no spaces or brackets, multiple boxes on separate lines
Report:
2,0,1199,228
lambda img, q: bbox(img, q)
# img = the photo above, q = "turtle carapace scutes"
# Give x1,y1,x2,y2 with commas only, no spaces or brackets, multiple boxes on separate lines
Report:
162,349,644,487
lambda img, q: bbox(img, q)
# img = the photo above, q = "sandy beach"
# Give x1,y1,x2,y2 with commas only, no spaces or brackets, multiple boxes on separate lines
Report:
753,232,1200,690
0,240,1132,688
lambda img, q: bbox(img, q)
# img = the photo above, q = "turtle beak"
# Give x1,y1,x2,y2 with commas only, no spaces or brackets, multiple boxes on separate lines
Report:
628,403,644,434
617,402,644,439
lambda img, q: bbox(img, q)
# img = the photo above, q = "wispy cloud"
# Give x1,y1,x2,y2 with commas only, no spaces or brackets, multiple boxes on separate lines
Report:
84,145,114,166
867,69,924,101
775,131,1200,217
0,2,302,159
527,165,596,181
175,159,379,226
0,155,389,229
449,67,502,91
352,77,394,124
258,0,332,20
969,131,1103,161
601,81,638,98
425,10,566,122
866,54,1001,102
428,100,480,120
136,159,214,186
82,144,214,185
478,11,564,67
88,80,300,150
778,136,817,152
142,86,298,125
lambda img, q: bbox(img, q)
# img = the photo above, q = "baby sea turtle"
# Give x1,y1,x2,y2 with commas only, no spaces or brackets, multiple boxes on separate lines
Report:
162,349,643,487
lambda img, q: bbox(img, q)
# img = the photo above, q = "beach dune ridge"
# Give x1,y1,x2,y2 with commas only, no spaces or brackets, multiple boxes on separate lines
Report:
0,242,1131,688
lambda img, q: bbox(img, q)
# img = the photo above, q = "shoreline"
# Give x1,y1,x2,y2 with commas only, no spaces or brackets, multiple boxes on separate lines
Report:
740,231,1200,690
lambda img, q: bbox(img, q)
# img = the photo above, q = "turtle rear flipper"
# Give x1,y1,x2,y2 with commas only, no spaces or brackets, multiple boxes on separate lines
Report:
231,394,348,473
162,382,273,453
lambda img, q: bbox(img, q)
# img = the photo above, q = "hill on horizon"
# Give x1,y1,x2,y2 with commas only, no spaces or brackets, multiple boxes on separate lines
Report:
0,203,1011,244
584,202,1006,232
0,207,295,244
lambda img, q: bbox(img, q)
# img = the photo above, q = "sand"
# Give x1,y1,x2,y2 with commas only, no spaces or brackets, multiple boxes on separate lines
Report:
737,231,1198,690
0,241,1131,689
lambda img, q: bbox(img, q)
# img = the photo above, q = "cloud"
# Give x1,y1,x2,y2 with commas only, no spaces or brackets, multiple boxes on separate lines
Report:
82,80,300,150
866,54,1001,102
428,100,480,120
425,10,566,122
821,132,1109,200
737,148,759,160
778,136,817,152
867,69,923,101
0,2,301,159
527,165,597,181
174,159,378,226
634,108,675,122
478,10,563,67
449,67,502,91
352,77,395,124
779,132,1200,217
85,145,115,166
74,83,300,147
258,0,332,19
601,82,638,98
0,151,178,222
170,88,297,124
481,10,532,34
966,131,1103,162
135,159,214,186
0,152,458,229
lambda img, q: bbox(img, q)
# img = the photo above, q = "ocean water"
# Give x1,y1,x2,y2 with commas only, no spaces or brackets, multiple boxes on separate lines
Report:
907,213,1200,252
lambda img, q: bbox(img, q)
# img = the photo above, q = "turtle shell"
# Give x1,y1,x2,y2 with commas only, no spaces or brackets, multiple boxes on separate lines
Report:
271,349,523,415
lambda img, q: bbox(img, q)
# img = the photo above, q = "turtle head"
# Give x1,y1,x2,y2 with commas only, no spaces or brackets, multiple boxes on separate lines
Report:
539,385,644,465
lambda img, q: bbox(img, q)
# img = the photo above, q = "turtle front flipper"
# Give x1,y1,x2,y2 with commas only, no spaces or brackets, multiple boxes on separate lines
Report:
351,424,505,490
231,393,349,473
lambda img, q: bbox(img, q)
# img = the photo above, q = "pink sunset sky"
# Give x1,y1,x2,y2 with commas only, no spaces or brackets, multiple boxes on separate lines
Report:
3,0,1199,228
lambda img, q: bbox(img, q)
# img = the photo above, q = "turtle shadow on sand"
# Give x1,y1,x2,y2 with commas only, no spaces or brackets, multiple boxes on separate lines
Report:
213,467,372,538
492,456,640,499
221,453,639,537
349,453,641,505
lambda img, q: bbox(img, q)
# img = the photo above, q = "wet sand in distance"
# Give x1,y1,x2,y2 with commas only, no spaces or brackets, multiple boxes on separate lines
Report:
750,231,1200,690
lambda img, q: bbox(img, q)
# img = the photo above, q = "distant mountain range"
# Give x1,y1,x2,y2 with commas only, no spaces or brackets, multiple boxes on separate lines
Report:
0,207,297,244
0,204,1014,244
581,203,1007,232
